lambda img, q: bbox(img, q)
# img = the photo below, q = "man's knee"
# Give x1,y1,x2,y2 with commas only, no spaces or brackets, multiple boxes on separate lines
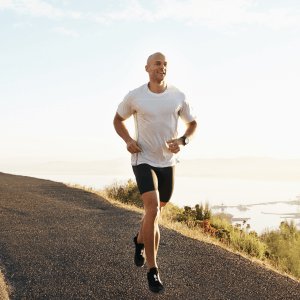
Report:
142,191,163,220
145,206,160,221
142,190,158,205
144,203,160,220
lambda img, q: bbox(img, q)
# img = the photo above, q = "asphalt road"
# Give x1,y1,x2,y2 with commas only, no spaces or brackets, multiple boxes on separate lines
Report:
1,172,300,300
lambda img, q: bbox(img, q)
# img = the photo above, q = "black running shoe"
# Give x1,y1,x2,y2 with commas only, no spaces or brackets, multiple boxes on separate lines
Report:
133,234,145,267
147,267,164,293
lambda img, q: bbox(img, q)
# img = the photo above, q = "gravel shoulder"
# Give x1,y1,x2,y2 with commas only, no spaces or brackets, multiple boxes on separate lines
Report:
0,172,300,300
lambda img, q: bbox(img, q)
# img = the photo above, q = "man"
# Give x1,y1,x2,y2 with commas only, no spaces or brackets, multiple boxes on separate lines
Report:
113,52,197,293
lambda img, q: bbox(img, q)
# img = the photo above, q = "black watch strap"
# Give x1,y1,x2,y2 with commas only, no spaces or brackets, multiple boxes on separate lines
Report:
181,135,189,146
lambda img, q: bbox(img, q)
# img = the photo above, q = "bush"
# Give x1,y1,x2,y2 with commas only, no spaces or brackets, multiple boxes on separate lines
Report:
261,221,300,278
161,203,183,222
211,214,266,259
104,179,143,208
176,203,212,227
230,227,267,259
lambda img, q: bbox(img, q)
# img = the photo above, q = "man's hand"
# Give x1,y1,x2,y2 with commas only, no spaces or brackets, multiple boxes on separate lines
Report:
126,139,142,154
166,139,181,154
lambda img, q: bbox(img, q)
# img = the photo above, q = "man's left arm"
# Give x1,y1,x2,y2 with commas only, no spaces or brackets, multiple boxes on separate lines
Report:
167,120,197,153
180,120,197,143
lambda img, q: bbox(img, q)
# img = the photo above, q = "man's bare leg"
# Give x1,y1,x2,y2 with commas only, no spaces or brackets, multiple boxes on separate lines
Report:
142,193,164,293
138,201,167,258
140,190,160,268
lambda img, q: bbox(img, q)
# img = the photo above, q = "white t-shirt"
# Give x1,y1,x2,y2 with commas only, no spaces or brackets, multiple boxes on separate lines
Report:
117,83,196,167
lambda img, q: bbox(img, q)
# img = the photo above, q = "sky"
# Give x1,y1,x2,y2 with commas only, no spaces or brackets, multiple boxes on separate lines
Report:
1,0,300,165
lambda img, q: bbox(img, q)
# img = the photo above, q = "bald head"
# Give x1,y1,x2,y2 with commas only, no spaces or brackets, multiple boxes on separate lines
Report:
146,52,166,65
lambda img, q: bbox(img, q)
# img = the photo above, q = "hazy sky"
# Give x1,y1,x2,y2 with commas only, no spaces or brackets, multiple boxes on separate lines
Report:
1,0,300,164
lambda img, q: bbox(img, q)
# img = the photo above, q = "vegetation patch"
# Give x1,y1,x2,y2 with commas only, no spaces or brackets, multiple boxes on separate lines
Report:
102,180,300,281
104,179,143,208
261,221,300,278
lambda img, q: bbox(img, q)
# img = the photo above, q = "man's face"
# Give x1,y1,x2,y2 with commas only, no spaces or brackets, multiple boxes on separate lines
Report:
145,54,167,83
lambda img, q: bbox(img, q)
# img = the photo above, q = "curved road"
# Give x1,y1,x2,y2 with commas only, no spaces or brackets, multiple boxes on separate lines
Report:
0,172,300,299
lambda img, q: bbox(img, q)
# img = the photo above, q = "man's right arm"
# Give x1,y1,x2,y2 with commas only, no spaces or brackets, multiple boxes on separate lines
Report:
113,113,142,154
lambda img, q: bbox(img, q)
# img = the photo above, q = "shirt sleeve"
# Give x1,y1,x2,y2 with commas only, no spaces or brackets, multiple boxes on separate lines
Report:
116,92,134,120
179,98,197,123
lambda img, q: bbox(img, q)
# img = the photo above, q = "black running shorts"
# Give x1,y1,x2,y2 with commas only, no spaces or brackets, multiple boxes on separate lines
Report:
132,163,174,203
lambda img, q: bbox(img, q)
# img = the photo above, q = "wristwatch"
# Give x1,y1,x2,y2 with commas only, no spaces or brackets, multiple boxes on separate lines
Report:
180,135,189,146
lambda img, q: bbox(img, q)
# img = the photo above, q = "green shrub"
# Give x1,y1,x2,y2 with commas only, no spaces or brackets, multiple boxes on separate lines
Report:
161,203,183,222
104,179,143,208
176,203,212,226
211,214,233,243
261,221,300,278
230,227,267,259
211,214,266,259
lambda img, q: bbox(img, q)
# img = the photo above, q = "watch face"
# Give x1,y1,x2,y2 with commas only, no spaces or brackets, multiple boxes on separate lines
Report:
182,136,189,145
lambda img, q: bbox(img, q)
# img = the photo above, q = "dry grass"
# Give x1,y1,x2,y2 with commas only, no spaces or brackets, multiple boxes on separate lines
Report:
98,190,143,214
0,269,10,300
